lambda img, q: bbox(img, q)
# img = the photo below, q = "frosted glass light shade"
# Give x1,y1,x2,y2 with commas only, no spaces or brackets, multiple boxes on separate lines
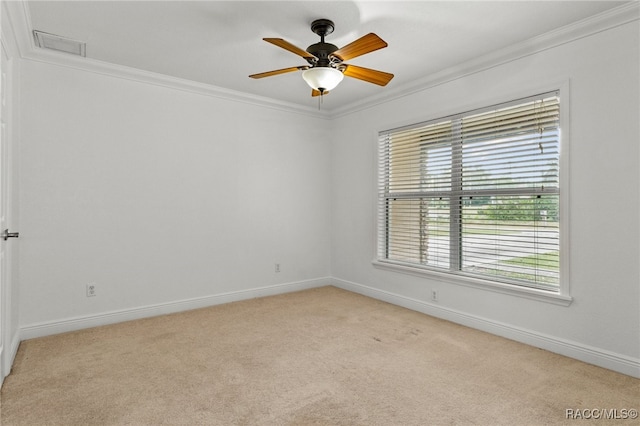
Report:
302,67,344,92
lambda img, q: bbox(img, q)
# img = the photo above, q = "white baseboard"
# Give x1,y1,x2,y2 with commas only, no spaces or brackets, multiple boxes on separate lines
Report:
0,331,21,387
0,346,3,387
16,276,639,378
331,277,640,379
20,277,331,341
8,331,20,372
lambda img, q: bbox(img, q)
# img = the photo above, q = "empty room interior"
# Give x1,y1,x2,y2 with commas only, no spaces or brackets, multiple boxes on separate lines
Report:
0,1,639,424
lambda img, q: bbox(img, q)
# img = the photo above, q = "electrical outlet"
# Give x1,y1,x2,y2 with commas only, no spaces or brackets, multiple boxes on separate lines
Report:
431,289,438,302
87,283,97,297
275,263,281,273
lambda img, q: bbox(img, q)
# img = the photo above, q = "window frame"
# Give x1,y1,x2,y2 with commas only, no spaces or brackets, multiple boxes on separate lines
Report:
372,84,572,306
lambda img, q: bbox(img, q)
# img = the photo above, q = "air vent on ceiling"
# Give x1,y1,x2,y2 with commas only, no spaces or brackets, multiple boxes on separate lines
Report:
33,31,86,57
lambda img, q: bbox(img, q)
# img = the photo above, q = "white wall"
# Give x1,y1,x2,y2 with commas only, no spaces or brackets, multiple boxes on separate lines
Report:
19,60,332,331
331,21,639,373
11,7,639,378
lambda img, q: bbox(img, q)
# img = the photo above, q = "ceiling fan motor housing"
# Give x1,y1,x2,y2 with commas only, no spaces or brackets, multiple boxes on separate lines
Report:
306,42,339,66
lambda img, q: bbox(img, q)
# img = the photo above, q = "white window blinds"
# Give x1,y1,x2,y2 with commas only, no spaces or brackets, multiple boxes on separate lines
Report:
378,92,561,291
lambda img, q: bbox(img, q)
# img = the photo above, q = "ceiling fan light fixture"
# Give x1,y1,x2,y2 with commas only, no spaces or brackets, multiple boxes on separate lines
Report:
302,67,343,92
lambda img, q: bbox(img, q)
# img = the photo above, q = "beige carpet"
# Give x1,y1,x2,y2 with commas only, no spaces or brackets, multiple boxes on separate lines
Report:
1,286,638,425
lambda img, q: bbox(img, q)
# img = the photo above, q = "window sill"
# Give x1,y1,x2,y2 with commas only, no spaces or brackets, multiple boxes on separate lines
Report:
372,260,573,306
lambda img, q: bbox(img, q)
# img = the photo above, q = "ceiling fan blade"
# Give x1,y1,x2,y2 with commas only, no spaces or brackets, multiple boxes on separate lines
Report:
264,38,316,59
332,33,388,61
249,66,307,79
342,64,394,86
311,89,330,97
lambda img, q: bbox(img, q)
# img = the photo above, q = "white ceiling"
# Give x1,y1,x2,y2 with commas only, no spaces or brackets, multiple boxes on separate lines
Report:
24,1,628,113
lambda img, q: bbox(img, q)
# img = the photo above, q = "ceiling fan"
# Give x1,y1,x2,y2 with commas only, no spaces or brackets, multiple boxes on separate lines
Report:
249,19,394,97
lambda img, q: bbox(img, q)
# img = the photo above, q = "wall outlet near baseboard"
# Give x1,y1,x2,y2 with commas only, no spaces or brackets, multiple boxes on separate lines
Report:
87,283,97,297
275,263,281,273
431,289,438,302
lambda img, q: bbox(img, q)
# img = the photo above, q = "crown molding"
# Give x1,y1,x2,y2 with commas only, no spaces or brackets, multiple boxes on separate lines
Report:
1,1,21,59
328,1,640,118
25,50,331,119
2,0,331,120
4,1,638,120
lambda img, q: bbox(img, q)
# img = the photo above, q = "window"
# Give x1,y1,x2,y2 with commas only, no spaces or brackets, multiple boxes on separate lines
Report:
377,91,565,296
